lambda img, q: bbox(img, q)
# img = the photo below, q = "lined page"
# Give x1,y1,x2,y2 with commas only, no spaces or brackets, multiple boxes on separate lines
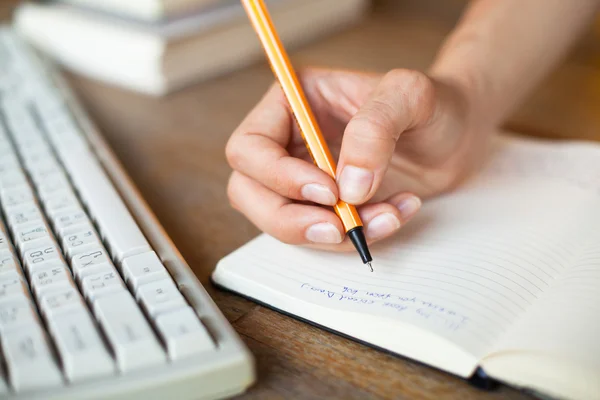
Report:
215,134,600,362
488,215,600,371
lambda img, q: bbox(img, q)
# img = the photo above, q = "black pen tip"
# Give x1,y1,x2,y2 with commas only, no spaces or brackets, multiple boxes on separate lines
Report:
347,226,373,266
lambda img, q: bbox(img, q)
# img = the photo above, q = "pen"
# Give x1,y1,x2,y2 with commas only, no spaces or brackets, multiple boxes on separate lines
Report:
241,0,373,271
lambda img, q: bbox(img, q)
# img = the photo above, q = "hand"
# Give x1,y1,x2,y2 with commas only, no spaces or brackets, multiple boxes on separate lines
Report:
226,68,484,251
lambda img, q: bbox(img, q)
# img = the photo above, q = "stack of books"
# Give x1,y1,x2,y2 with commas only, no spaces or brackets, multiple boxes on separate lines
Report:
13,0,371,95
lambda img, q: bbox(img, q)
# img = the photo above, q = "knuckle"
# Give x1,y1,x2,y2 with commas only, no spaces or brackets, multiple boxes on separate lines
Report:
270,216,295,244
347,112,397,144
225,137,244,170
268,163,289,196
407,72,436,116
226,173,241,211
268,158,298,199
383,69,436,125
382,68,412,85
383,68,430,91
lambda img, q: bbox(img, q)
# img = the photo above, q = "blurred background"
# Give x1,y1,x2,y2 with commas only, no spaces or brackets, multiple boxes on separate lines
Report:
2,0,600,145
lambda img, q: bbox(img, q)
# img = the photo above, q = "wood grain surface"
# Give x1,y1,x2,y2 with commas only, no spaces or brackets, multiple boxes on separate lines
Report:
3,0,600,398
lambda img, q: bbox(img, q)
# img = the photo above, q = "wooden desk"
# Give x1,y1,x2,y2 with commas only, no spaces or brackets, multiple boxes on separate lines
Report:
3,1,600,399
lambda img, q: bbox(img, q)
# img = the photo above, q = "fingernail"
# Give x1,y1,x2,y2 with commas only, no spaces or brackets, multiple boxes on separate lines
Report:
305,222,343,244
338,165,373,204
301,184,337,206
396,196,422,220
365,213,401,240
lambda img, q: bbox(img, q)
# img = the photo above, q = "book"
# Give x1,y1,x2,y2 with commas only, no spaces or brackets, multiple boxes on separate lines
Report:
13,0,370,95
56,0,225,21
213,133,600,400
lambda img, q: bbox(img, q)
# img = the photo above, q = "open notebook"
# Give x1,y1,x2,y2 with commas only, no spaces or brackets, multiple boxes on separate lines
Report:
213,133,600,400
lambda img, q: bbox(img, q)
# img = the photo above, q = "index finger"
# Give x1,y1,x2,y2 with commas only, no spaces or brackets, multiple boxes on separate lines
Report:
226,84,339,205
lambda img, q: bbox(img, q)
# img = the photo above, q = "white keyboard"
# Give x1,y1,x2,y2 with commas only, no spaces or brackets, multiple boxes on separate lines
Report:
0,28,255,399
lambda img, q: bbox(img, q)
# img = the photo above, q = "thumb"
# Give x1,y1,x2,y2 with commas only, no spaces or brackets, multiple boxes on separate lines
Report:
336,69,436,204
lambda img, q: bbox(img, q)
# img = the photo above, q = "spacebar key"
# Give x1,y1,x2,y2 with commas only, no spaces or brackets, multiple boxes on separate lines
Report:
61,151,151,262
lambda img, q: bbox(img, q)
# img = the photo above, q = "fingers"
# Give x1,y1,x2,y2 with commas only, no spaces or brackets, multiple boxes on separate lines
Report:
227,171,344,245
226,84,339,206
361,192,422,241
228,169,422,249
337,69,437,205
305,192,423,253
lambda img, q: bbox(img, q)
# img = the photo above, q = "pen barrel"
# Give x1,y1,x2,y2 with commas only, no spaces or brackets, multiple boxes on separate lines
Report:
334,202,362,231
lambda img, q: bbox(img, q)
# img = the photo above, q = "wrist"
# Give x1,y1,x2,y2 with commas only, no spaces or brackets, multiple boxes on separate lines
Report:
428,66,487,130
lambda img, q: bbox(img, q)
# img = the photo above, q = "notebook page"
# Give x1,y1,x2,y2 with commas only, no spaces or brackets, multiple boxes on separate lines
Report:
484,210,600,373
480,214,600,399
214,134,600,369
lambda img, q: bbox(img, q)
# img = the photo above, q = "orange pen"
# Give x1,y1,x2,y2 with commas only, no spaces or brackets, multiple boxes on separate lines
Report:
241,0,373,270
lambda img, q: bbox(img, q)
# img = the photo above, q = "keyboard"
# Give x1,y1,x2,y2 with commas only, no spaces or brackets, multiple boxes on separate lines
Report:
0,27,255,399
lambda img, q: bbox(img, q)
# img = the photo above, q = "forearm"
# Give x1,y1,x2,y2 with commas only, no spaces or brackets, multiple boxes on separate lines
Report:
429,0,599,128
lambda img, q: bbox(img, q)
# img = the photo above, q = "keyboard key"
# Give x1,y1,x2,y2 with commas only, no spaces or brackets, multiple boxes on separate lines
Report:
21,148,54,170
6,204,44,230
0,284,30,304
23,242,64,274
43,113,87,154
136,278,187,317
0,186,35,211
94,291,166,372
0,269,23,285
0,157,19,174
0,148,21,165
37,172,71,198
1,100,30,129
2,324,63,391
122,251,170,292
12,128,45,145
71,247,114,282
0,299,38,334
0,139,14,158
43,189,79,215
13,137,50,157
0,276,25,291
0,278,29,305
26,158,62,183
0,168,27,190
0,229,12,251
81,267,124,301
52,206,90,236
62,228,101,259
14,221,52,254
30,265,74,299
39,288,86,319
0,251,24,280
155,306,215,360
63,152,152,261
48,310,115,383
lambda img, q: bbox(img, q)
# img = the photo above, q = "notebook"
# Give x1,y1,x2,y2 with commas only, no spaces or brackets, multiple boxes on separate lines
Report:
213,133,600,400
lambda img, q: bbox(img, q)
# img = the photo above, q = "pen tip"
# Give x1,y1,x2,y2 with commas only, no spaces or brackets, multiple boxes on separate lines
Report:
367,262,373,272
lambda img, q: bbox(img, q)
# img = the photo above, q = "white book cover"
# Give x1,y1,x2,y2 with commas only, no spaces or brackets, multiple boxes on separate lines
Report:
13,0,370,95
